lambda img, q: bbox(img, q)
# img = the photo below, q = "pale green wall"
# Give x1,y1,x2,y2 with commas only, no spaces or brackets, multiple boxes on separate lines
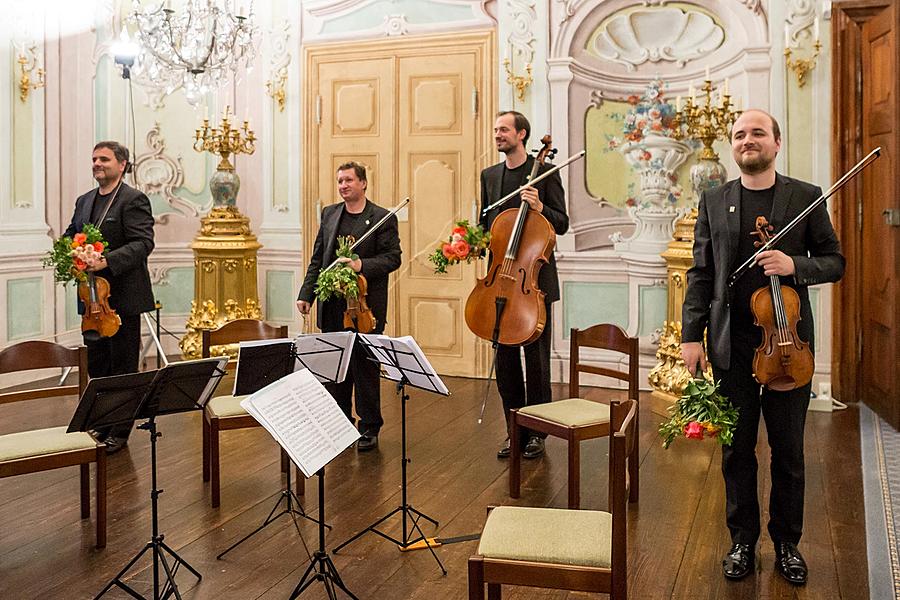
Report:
638,285,667,336
151,267,195,315
266,271,295,322
7,278,43,340
562,282,629,337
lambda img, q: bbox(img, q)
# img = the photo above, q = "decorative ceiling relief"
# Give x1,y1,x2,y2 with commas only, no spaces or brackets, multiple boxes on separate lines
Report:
383,14,411,36
587,7,725,71
508,0,537,63
133,123,202,223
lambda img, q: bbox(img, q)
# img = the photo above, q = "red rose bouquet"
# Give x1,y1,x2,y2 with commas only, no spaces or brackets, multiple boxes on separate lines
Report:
42,224,108,285
428,220,490,274
658,378,739,449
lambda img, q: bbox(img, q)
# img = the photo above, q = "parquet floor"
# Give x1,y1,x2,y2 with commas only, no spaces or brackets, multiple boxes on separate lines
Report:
0,376,868,599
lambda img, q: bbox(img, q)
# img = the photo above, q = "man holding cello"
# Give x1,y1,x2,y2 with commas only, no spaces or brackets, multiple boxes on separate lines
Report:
681,109,844,585
296,162,401,452
65,141,156,454
479,111,569,459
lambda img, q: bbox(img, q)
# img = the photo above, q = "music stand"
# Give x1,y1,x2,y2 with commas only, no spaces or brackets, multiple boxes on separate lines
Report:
88,357,228,600
332,334,450,574
216,332,355,564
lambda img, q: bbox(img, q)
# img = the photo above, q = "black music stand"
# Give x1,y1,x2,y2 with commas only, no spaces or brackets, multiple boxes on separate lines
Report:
87,358,227,600
332,334,450,574
216,332,355,563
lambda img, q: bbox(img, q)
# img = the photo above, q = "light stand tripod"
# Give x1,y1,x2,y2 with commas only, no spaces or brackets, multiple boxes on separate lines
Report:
289,467,359,599
332,335,449,574
96,416,202,600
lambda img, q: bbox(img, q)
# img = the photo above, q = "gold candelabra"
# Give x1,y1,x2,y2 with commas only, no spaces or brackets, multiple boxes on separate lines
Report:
265,66,287,112
17,46,45,103
785,40,822,88
674,79,741,161
193,105,256,172
504,58,533,102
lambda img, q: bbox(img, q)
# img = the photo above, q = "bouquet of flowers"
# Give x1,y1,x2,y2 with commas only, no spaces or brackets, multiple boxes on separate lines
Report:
658,378,739,449
41,224,108,285
428,220,490,274
606,78,682,149
315,236,361,302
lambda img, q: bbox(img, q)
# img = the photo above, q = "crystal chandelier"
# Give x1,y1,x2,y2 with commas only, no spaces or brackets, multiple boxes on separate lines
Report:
128,0,259,105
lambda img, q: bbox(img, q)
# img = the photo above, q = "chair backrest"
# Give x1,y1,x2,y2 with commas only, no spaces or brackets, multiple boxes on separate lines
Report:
201,319,289,358
568,324,639,400
608,398,637,596
0,341,88,405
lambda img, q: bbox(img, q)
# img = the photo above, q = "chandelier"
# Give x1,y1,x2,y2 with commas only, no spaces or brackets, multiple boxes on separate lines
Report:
128,0,259,105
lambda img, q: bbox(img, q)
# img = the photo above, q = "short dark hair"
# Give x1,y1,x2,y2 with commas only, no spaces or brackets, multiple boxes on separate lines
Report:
336,161,367,182
93,141,130,164
496,110,531,146
732,110,781,142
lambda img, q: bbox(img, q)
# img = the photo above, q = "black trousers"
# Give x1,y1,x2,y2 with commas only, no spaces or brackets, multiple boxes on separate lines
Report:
86,313,143,440
713,329,811,547
496,303,553,443
325,337,383,436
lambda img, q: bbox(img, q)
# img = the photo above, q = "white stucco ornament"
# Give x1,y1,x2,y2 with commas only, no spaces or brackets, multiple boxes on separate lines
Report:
589,7,725,71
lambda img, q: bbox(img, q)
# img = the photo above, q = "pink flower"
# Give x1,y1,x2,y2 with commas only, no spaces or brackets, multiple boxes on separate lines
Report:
451,239,470,259
92,241,104,252
73,232,87,245
684,421,704,440
451,226,467,237
441,243,455,260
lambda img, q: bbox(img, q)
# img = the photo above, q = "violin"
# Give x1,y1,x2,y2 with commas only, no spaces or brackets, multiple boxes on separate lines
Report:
78,272,121,342
343,273,377,333
465,135,557,346
749,216,814,391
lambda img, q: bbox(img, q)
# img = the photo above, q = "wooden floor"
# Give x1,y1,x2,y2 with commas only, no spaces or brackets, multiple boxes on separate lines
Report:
0,376,868,599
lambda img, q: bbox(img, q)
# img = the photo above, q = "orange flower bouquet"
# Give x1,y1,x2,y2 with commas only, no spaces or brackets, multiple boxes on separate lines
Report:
42,224,108,285
428,220,490,274
658,378,739,449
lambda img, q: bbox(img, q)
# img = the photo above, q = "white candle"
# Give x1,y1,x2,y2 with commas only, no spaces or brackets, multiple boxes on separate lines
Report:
784,24,790,48
705,65,710,81
724,77,729,96
814,17,820,41
689,84,695,100
676,95,682,111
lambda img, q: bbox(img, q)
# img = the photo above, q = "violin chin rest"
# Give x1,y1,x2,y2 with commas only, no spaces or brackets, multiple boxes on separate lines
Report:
82,330,101,344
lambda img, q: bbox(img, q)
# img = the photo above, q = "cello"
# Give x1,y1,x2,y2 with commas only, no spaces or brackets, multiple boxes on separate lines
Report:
465,135,557,347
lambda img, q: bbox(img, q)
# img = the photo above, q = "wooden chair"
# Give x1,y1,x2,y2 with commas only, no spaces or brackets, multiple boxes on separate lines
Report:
0,341,106,548
201,318,303,507
510,323,639,509
470,399,636,599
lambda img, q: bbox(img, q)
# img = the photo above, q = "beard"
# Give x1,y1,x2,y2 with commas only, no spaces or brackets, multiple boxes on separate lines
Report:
735,151,774,175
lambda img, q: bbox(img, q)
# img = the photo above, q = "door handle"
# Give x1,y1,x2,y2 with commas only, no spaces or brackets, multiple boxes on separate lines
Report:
883,208,900,226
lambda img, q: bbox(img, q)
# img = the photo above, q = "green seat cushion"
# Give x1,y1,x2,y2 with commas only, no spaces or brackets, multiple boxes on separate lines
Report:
518,398,611,427
206,394,250,418
0,426,98,462
478,505,612,567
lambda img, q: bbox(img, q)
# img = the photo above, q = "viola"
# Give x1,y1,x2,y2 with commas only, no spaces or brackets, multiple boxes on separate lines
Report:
749,216,814,391
78,272,121,342
465,135,556,346
343,273,377,333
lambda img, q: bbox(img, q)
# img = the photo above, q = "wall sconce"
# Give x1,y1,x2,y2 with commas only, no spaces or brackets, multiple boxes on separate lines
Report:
503,58,532,102
266,66,287,112
784,20,821,88
16,45,45,103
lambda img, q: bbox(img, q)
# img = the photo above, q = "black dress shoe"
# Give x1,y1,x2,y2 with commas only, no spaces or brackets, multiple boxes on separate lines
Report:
722,543,754,579
357,433,378,452
522,436,545,459
104,436,128,455
497,438,511,459
774,541,807,585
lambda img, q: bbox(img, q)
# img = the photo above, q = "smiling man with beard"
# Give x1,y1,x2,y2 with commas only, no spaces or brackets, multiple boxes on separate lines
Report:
681,109,844,585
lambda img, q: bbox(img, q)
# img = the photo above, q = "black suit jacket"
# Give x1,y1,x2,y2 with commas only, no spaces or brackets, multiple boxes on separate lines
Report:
682,173,845,370
64,182,156,316
298,200,402,333
479,157,569,303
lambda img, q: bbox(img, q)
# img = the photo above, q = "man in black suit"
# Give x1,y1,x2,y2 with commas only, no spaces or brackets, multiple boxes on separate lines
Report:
682,109,844,585
65,141,156,454
480,111,569,460
297,162,402,451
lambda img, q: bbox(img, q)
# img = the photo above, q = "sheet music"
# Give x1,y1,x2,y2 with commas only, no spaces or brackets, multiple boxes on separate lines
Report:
358,334,450,396
241,368,360,477
292,332,356,384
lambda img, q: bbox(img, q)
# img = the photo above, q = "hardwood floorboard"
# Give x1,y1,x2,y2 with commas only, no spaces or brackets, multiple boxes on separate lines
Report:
0,376,868,599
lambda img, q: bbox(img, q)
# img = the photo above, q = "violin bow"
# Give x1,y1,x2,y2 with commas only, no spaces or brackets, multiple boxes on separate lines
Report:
321,197,411,274
481,150,586,216
728,147,881,287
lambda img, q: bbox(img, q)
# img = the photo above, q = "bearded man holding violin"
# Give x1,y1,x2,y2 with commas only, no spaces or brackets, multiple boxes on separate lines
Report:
681,109,844,585
479,111,569,460
296,162,401,452
64,141,156,454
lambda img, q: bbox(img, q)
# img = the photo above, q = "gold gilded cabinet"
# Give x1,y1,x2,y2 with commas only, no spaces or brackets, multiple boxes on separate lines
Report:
179,206,262,358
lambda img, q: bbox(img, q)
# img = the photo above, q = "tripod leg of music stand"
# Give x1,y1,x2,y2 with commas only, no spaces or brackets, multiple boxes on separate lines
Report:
407,505,439,528
93,542,153,599
332,505,404,553
403,508,446,574
324,555,360,600
156,549,183,600
160,540,203,581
